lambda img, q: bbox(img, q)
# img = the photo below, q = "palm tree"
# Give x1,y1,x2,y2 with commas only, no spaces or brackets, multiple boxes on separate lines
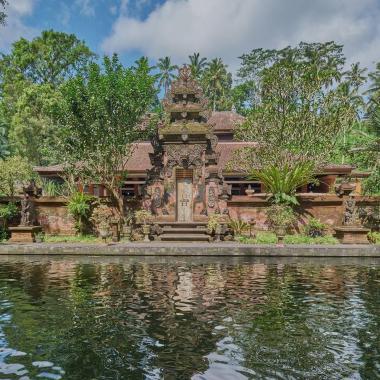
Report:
202,58,231,111
155,56,177,95
188,52,207,79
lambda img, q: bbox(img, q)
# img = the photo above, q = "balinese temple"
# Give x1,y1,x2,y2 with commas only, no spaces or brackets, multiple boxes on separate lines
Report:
34,66,367,235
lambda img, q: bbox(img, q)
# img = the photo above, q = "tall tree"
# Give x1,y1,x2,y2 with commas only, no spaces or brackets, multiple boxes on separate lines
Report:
202,58,232,111
234,42,365,204
56,55,157,218
188,52,207,79
155,56,177,95
0,30,95,87
0,0,7,25
0,30,95,164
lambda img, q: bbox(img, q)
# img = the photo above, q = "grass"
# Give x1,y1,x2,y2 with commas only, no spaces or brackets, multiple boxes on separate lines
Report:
236,232,339,245
43,234,101,243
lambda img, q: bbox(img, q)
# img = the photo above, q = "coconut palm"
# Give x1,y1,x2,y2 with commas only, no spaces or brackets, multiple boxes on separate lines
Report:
188,52,207,79
155,56,177,95
202,58,232,111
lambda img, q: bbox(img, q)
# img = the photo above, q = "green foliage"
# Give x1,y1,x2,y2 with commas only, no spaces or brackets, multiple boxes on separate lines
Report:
250,161,316,205
236,231,338,245
67,192,95,235
283,234,338,245
0,30,95,165
235,42,364,174
155,56,177,94
368,231,380,244
266,204,297,228
0,156,34,197
41,179,67,197
0,29,95,87
9,83,63,164
0,202,18,220
207,213,225,233
304,217,327,237
57,54,157,218
201,58,232,111
134,209,153,225
188,53,207,79
229,218,250,235
44,234,100,243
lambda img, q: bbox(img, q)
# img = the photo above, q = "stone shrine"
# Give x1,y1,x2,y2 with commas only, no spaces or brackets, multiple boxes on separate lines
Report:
142,66,230,223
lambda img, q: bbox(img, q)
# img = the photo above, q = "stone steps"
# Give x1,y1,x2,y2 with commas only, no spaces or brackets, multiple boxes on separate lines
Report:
156,222,210,242
160,234,210,242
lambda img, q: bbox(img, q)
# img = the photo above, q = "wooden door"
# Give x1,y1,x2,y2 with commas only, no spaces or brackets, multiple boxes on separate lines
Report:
177,177,193,222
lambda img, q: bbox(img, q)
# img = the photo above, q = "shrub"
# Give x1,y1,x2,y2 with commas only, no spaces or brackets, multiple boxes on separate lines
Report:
266,204,296,229
207,214,226,234
134,209,153,225
91,204,114,229
67,192,95,234
229,218,250,236
0,202,18,222
41,179,67,197
304,217,327,237
368,231,380,244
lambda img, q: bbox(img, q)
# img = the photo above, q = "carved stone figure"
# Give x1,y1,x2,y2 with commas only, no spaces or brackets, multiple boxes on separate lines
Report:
151,187,163,215
208,187,217,208
343,196,360,226
20,193,33,226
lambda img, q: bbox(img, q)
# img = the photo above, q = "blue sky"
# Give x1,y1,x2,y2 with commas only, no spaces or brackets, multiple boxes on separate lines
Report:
1,0,380,72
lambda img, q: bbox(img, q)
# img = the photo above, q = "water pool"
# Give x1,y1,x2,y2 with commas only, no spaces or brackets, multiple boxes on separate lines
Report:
0,256,379,379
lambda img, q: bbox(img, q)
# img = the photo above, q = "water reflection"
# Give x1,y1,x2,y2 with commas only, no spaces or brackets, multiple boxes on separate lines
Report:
0,257,378,379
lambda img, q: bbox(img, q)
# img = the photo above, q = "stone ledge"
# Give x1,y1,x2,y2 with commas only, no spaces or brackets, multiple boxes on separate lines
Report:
0,242,379,257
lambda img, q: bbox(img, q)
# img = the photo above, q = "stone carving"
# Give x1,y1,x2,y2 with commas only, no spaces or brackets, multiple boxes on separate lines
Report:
343,196,360,226
151,187,163,215
165,144,204,177
219,183,232,200
208,187,217,208
20,193,33,226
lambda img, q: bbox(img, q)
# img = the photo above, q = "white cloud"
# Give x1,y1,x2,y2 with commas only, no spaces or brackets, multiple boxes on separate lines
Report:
0,0,37,50
75,0,95,17
102,0,380,71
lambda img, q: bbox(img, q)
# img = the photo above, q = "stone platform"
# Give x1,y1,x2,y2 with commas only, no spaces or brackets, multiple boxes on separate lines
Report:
8,226,42,243
334,226,370,244
0,242,379,257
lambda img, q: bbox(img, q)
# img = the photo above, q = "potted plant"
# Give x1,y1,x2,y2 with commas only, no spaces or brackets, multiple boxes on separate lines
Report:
207,214,226,241
134,209,153,242
266,204,296,244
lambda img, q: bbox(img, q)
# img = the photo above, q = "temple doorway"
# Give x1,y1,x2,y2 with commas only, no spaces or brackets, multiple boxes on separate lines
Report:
176,169,193,222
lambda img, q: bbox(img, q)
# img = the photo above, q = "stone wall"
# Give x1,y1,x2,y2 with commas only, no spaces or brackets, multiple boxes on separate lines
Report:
34,197,75,235
227,193,380,232
1,194,378,236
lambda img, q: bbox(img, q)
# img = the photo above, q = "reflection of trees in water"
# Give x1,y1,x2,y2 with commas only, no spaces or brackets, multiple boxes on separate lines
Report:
0,261,379,379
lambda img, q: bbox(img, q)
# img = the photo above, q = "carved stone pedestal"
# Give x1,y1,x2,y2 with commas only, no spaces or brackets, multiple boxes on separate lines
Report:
9,226,42,243
334,226,370,244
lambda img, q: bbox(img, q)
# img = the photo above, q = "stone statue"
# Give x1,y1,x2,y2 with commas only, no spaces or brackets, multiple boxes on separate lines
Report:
151,187,163,215
20,193,33,226
343,196,360,226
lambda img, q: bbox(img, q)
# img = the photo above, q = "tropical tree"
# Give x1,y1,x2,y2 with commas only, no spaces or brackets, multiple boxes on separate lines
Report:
202,58,232,111
8,83,62,165
0,156,34,197
188,52,207,79
155,56,177,94
0,30,95,162
0,30,95,87
234,42,365,205
56,54,157,219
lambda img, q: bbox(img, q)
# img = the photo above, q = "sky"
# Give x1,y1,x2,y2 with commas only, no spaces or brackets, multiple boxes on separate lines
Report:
1,0,380,73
